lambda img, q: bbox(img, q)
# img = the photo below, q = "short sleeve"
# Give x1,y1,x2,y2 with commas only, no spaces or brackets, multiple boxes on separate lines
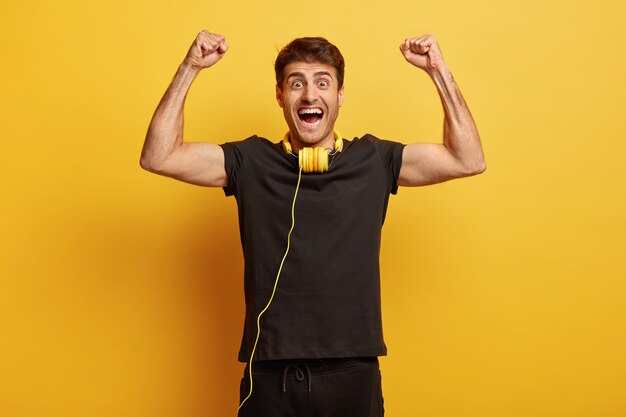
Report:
363,134,405,195
219,135,258,197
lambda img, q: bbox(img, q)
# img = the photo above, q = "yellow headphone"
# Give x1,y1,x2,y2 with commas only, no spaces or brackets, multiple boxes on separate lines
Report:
282,130,343,173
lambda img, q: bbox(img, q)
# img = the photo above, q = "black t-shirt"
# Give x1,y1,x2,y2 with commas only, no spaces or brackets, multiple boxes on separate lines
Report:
220,134,405,362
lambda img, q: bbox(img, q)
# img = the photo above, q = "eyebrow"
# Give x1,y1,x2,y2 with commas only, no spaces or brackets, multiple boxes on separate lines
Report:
286,71,334,80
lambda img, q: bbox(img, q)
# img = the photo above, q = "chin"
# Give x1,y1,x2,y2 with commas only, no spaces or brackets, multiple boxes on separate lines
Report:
301,135,327,149
300,132,323,143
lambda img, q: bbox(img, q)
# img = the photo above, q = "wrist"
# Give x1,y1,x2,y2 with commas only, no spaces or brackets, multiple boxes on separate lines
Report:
180,59,201,77
427,61,451,80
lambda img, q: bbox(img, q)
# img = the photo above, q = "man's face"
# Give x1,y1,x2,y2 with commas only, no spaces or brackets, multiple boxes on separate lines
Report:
276,61,345,151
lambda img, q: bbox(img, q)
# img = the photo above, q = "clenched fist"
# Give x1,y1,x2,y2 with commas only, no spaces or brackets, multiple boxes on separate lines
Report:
184,30,229,71
399,34,446,73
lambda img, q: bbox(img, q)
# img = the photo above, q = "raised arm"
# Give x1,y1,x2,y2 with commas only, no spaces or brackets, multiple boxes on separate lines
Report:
397,34,486,187
140,30,229,187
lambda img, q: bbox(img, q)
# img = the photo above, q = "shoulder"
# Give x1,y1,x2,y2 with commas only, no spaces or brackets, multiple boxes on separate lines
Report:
343,133,406,155
220,135,278,158
220,135,271,149
347,134,405,193
359,133,405,147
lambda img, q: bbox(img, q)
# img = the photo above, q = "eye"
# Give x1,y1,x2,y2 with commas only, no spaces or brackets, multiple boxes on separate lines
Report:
292,80,303,88
318,80,329,88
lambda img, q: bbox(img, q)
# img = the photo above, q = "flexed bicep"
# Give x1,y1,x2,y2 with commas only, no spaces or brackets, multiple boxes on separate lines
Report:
398,142,477,187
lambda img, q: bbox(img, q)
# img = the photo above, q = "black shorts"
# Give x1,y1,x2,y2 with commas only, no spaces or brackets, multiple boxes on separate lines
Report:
237,357,384,417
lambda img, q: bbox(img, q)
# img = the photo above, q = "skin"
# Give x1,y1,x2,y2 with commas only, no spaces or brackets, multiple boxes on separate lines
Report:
397,35,486,185
140,31,486,187
276,62,344,152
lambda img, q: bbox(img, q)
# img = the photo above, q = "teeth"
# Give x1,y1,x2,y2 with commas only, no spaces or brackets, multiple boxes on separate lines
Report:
298,108,323,115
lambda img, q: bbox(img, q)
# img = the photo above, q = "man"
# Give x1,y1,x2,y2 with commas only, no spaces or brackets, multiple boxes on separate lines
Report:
141,30,486,417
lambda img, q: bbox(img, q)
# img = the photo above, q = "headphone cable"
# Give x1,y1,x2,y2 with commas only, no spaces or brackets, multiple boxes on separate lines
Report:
237,165,304,411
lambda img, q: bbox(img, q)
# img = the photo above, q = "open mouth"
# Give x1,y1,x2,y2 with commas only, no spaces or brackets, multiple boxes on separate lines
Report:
297,107,324,127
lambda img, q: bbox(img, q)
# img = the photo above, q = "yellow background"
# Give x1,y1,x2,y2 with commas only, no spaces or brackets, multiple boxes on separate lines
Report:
1,0,625,416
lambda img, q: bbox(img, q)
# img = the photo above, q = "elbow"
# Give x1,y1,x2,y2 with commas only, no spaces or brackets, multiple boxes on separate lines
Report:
140,156,161,173
140,147,167,173
474,161,487,175
463,160,487,176
139,145,153,171
139,157,153,172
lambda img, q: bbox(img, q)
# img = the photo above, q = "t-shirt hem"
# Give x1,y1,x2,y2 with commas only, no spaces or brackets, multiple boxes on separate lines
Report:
238,347,388,363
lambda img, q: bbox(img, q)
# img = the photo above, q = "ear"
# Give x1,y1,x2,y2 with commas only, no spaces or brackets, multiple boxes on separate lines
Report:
276,85,284,108
338,86,345,107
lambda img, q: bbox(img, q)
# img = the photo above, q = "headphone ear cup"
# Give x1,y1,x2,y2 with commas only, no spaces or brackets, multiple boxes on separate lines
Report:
320,148,328,172
307,148,313,173
283,130,343,173
298,147,330,173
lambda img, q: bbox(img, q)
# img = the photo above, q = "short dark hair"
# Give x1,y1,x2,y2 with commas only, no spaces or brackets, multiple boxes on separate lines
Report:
275,37,345,89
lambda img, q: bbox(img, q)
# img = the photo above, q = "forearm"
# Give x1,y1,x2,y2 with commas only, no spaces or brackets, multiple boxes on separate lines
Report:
140,61,200,170
429,64,486,173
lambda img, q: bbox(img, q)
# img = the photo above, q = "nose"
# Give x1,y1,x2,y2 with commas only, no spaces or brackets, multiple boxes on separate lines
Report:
302,85,318,103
